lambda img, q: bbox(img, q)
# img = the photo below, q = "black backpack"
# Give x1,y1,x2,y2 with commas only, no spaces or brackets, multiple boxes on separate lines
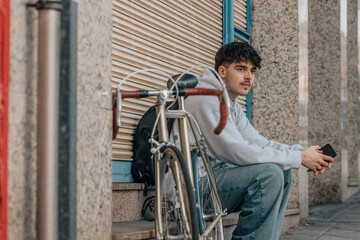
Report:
131,101,179,195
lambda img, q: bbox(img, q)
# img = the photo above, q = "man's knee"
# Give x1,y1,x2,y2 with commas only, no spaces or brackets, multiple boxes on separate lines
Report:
283,169,293,187
256,163,284,192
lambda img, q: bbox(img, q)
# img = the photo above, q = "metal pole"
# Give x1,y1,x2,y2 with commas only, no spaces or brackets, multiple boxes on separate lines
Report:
36,1,62,239
58,0,78,239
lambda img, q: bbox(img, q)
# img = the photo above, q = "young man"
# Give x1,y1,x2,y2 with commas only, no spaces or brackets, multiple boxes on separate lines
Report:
173,42,334,239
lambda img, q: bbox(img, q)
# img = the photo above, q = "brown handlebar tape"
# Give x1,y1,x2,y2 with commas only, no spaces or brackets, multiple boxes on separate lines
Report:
214,101,227,135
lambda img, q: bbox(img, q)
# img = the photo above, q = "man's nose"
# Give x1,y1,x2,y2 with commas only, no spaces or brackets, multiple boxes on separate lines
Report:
244,70,252,79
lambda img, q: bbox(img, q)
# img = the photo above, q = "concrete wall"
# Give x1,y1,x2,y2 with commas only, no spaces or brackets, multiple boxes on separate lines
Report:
8,1,113,239
251,0,303,226
308,0,343,205
307,0,360,206
76,0,113,239
347,0,359,191
8,1,38,239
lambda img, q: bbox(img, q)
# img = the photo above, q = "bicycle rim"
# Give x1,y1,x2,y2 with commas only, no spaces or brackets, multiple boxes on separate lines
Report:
157,146,199,239
195,152,224,240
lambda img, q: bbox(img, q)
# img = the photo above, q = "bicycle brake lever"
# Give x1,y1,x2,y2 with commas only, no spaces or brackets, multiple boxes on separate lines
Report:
116,88,122,127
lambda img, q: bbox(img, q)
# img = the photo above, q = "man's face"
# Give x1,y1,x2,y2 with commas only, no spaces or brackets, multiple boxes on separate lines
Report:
218,60,257,100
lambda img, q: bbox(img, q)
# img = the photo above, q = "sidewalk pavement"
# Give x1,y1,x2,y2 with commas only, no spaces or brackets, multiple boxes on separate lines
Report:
280,191,360,240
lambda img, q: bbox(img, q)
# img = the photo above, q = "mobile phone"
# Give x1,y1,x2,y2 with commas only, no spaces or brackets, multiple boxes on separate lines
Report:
320,144,337,158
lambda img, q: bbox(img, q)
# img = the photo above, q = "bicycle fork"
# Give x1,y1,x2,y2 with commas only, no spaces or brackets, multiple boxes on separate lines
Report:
154,99,192,239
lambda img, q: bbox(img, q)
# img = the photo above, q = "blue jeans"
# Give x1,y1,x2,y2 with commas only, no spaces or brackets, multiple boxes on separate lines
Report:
213,163,292,240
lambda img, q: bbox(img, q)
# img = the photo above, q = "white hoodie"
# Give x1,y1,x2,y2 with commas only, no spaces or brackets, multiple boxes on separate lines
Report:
171,68,303,171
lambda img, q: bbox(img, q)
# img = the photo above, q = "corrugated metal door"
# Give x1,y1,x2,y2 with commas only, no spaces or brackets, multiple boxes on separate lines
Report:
235,0,247,32
112,1,223,161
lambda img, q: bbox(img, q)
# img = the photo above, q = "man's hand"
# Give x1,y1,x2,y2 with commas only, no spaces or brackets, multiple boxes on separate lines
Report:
301,145,334,175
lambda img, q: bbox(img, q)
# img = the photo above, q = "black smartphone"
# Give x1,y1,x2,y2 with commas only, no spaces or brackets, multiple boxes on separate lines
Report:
320,144,337,158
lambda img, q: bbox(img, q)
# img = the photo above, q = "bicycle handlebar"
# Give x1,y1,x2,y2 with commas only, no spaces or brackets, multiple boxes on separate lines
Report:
112,88,229,139
119,88,222,98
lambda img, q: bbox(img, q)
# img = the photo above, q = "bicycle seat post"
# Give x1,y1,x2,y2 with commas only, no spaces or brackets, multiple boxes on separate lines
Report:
156,90,169,144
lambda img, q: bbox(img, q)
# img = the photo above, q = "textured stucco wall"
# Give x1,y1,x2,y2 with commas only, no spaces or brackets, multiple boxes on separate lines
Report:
76,0,113,239
251,0,300,210
347,0,359,185
308,0,342,205
8,1,38,239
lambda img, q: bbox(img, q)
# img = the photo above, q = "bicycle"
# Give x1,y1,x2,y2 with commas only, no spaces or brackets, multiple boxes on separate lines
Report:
113,67,231,239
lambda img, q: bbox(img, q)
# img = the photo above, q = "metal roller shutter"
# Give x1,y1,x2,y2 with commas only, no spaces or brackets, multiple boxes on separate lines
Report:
112,0,223,161
235,0,247,32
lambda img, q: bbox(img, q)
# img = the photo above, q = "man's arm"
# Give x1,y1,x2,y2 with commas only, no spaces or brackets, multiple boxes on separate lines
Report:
186,95,302,170
234,103,334,174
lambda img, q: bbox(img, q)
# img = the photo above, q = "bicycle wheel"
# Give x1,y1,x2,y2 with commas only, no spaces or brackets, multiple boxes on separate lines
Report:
194,150,224,240
157,146,199,239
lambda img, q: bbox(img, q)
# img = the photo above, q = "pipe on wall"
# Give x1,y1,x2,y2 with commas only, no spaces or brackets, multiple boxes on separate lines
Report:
58,0,78,239
34,1,62,239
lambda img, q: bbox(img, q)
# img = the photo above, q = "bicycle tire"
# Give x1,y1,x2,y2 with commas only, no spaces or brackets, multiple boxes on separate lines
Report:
194,150,224,240
157,146,200,239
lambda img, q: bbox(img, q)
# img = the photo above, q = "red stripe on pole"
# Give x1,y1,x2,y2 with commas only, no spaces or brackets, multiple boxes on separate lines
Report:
0,0,10,238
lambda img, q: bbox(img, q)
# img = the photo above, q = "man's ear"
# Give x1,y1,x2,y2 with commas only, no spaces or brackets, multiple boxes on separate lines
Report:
218,65,226,79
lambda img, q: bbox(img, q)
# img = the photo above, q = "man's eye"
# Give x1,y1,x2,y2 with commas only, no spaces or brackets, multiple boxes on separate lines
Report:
237,68,244,71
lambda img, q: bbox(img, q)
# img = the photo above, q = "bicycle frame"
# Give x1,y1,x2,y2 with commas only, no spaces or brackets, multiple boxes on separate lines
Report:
153,93,226,239
113,86,229,239
187,116,226,239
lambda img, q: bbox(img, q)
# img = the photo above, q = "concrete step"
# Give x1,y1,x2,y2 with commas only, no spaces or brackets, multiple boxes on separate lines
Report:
112,182,240,238
112,220,155,240
112,212,240,240
112,183,154,222
112,183,300,238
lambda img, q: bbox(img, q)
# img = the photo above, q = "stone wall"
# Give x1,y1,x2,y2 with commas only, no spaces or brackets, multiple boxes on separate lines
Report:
251,0,301,211
308,0,342,205
8,1,38,239
76,0,113,239
347,0,359,187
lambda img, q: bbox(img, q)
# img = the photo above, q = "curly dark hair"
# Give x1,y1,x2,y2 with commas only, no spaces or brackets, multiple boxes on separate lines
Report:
214,42,262,72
